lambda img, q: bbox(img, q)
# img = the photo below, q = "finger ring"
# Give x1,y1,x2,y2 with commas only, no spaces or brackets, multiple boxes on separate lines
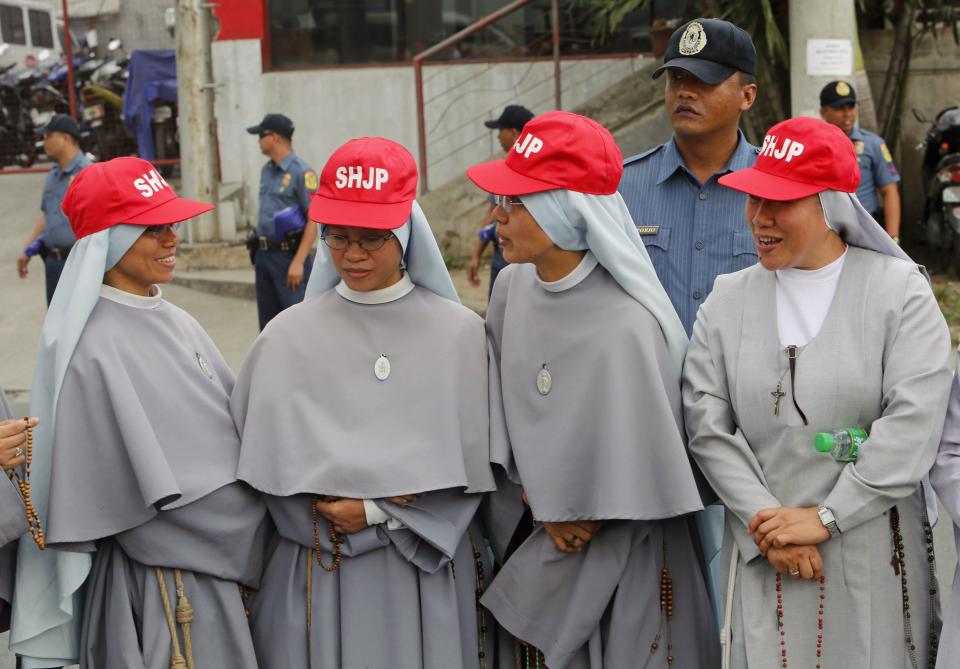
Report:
789,569,800,576
14,448,22,457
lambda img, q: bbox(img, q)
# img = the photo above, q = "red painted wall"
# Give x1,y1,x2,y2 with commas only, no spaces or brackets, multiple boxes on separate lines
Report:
213,0,264,41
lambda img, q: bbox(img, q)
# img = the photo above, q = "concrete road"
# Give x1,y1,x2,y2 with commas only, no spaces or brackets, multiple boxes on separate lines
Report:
0,172,957,664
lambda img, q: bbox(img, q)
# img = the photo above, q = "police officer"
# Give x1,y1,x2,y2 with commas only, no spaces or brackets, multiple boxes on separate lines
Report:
617,17,759,624
467,104,534,297
17,114,92,304
247,113,319,330
819,80,902,242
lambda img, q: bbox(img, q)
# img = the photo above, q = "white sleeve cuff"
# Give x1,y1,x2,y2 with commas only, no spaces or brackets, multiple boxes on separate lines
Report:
363,499,391,526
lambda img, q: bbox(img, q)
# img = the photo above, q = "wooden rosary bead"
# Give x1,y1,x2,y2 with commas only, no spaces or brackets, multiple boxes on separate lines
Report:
468,530,488,669
8,420,44,550
775,572,826,667
311,497,343,573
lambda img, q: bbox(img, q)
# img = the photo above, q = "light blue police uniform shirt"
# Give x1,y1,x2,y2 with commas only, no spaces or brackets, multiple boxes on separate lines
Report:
257,151,318,239
848,126,900,215
42,152,92,248
619,132,760,335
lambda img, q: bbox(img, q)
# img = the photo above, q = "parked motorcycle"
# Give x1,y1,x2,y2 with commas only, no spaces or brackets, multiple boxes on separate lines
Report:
80,39,136,161
915,107,960,272
0,59,36,168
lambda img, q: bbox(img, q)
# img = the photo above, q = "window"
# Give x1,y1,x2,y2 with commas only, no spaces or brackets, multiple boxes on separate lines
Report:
266,0,664,70
28,9,52,48
0,5,26,45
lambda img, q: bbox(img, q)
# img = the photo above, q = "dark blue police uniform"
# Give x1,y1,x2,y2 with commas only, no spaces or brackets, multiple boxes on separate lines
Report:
41,152,92,304
255,151,318,330
619,132,759,335
849,126,900,218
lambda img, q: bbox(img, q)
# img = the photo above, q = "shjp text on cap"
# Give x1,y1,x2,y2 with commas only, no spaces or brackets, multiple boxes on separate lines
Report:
514,133,544,159
335,166,389,191
759,135,805,162
134,169,170,198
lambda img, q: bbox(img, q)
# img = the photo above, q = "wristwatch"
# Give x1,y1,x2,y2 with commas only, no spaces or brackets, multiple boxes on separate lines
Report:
818,506,840,538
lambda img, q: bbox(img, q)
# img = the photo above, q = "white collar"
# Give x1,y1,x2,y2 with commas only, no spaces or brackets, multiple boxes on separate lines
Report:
99,283,164,309
536,251,599,292
775,247,848,283
335,273,415,304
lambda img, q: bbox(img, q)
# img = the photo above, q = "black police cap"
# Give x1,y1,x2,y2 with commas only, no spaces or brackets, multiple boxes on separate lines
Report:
484,105,535,131
247,113,295,140
40,113,81,141
819,80,857,108
653,18,756,85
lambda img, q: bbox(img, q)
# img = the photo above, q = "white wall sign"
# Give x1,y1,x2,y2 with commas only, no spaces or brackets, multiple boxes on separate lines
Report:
806,38,853,76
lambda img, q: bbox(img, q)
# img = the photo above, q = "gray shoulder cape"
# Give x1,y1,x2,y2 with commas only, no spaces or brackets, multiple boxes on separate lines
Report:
46,298,244,544
487,262,703,521
233,287,495,498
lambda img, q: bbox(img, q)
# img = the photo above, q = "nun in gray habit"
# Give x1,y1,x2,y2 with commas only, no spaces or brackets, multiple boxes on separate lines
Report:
931,364,960,669
231,136,497,669
10,157,270,669
685,118,952,669
466,111,718,669
0,392,31,632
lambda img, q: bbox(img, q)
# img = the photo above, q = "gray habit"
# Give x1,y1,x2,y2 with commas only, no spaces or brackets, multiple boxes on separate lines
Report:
0,388,26,632
234,287,495,497
683,247,953,668
231,287,496,668
930,353,960,669
45,297,269,669
482,262,718,669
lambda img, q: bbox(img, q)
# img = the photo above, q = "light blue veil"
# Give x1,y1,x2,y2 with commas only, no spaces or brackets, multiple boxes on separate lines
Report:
522,189,688,379
11,224,142,667
304,201,458,303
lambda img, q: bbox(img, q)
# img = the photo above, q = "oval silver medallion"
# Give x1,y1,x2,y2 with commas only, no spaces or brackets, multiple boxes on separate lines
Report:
374,354,391,381
196,352,214,379
536,365,552,396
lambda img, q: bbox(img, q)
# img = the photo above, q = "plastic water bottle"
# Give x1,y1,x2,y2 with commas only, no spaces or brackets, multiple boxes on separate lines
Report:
814,428,868,462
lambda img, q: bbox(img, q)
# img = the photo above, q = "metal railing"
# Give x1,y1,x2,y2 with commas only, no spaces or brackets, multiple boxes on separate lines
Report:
413,0,562,193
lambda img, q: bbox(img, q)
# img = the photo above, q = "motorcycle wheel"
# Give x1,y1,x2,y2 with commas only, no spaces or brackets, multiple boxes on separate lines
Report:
16,140,36,167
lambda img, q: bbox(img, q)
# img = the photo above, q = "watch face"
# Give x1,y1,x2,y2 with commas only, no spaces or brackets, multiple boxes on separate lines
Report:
818,507,839,535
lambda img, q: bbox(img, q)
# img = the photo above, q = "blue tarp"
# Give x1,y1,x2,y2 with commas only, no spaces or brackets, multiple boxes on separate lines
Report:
123,50,176,160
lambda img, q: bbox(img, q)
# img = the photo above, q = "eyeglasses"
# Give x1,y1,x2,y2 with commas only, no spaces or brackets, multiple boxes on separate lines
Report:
321,232,395,252
143,223,181,239
494,194,524,213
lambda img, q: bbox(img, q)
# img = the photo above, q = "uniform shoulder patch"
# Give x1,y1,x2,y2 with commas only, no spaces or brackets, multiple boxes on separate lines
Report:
880,143,894,164
304,171,318,191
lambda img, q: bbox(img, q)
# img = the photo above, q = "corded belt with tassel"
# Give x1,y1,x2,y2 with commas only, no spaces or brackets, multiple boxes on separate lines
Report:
155,567,196,669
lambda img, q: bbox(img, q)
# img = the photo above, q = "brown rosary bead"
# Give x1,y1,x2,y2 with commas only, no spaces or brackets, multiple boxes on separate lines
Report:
311,497,343,573
9,420,44,550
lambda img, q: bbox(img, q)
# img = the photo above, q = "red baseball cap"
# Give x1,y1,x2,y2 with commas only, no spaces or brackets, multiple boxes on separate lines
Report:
309,137,417,230
466,111,623,196
63,157,214,239
718,117,861,201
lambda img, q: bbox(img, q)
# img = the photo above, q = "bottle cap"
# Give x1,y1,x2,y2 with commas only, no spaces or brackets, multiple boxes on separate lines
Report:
814,432,835,453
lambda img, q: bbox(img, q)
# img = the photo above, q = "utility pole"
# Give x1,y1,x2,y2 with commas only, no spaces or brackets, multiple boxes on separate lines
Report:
176,0,220,242
789,0,857,119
